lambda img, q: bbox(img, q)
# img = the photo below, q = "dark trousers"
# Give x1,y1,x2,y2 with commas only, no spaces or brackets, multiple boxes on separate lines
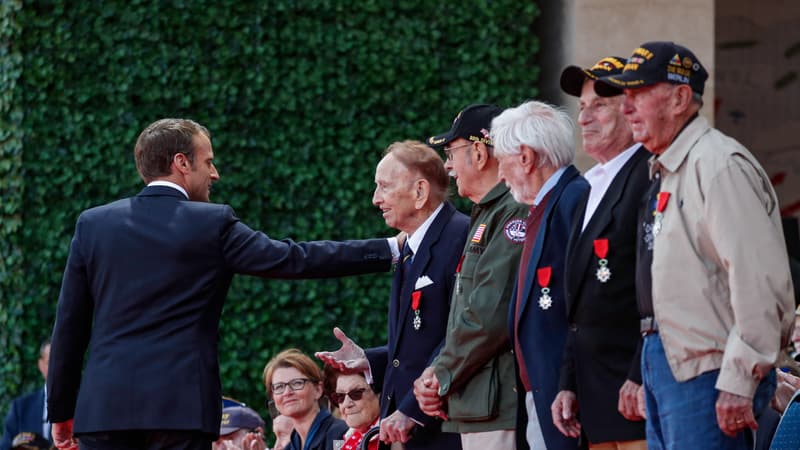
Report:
77,430,212,450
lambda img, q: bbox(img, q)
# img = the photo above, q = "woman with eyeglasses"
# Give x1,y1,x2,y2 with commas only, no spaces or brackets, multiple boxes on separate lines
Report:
263,349,347,450
333,372,381,450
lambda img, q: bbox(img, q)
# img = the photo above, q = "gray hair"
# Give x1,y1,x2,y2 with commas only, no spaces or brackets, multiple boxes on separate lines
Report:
490,100,575,168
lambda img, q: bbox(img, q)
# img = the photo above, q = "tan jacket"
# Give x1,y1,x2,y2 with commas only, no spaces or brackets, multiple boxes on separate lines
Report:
650,115,794,398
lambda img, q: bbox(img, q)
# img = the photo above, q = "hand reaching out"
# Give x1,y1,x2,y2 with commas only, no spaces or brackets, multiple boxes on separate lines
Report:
315,327,369,374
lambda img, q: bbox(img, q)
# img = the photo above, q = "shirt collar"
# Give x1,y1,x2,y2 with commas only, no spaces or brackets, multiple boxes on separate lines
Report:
407,202,444,255
534,166,567,206
649,115,709,178
148,180,189,199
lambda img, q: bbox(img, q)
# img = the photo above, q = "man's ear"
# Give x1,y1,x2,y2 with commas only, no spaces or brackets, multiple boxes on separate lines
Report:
414,179,431,209
673,84,695,115
473,142,489,170
519,145,538,172
173,153,191,174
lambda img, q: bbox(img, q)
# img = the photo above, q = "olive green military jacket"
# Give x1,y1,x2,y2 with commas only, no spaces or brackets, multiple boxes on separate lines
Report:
431,183,528,433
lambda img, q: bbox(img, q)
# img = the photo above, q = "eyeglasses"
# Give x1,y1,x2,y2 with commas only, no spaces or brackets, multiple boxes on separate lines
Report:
332,387,369,404
443,142,472,161
271,378,312,395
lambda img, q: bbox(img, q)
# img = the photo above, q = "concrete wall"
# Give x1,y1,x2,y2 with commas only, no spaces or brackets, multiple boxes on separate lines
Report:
546,0,715,171
715,0,800,218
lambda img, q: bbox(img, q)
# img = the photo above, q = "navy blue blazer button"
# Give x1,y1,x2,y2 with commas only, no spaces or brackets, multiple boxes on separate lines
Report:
392,359,400,367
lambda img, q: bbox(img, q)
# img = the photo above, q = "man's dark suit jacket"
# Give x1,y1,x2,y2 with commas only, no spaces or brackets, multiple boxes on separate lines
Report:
1,388,47,450
559,147,649,444
508,165,588,450
365,201,468,450
47,185,392,437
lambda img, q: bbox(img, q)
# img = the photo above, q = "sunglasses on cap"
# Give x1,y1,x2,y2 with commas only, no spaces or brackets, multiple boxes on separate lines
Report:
332,387,370,404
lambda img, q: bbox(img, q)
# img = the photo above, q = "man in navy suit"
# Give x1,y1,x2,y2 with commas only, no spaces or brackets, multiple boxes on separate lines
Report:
491,101,589,450
549,57,649,450
47,118,397,450
317,140,468,449
1,340,51,450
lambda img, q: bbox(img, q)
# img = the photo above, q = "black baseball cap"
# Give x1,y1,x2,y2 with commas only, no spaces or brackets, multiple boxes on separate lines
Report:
560,56,627,97
595,41,708,97
220,406,265,435
427,104,503,148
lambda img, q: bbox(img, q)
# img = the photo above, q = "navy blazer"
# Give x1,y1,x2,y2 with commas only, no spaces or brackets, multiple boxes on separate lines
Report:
0,388,47,450
285,409,347,450
508,165,589,450
560,147,649,443
365,202,468,450
47,185,393,436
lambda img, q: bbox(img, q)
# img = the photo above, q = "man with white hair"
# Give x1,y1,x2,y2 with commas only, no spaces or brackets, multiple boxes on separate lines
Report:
491,100,588,450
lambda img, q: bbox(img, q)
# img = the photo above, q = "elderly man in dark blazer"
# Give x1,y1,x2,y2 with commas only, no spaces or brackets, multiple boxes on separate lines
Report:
491,100,589,450
550,57,650,450
47,118,396,450
317,140,468,449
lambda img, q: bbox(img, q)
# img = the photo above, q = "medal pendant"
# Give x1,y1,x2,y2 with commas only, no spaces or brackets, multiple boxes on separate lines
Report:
538,287,553,310
413,311,421,330
596,259,611,283
653,213,663,236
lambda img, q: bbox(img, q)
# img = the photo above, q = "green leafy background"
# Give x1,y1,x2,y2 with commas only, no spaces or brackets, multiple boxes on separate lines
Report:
0,0,540,430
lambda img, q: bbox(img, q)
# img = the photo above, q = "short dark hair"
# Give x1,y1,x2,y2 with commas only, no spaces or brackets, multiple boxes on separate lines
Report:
134,118,210,183
384,140,449,204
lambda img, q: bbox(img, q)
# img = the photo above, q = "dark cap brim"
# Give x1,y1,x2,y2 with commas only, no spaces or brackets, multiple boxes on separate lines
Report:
427,131,456,148
560,65,596,97
219,426,242,436
595,71,660,97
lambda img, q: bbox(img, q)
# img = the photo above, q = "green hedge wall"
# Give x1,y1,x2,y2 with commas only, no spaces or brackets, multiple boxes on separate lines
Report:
0,0,540,424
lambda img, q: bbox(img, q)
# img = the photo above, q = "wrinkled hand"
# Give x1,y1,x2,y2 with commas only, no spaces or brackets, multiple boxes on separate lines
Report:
551,390,581,438
716,390,757,437
379,410,416,444
618,379,645,421
772,370,800,413
314,327,369,373
636,383,647,419
413,367,447,420
52,420,78,450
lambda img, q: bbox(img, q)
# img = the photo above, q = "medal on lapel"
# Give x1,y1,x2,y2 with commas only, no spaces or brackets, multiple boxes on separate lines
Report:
537,267,553,310
653,192,670,236
412,291,422,330
593,238,611,283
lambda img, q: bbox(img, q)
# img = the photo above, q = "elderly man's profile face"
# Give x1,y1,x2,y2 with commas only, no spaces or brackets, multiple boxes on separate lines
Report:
621,83,676,154
578,80,631,163
372,154,419,233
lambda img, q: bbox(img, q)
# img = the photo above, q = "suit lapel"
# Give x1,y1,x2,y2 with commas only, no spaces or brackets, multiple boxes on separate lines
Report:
392,202,455,355
568,147,649,313
519,166,579,319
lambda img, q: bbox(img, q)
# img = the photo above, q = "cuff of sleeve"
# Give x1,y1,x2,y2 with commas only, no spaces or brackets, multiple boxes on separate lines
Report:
433,366,453,397
387,237,400,262
716,333,775,398
364,361,374,385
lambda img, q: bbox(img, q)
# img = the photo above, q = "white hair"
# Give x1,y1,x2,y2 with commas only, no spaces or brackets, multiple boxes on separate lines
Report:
490,100,575,168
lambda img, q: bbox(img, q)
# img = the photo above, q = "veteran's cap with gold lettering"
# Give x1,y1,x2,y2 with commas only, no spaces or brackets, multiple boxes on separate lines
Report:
427,104,504,148
594,41,708,97
560,56,627,97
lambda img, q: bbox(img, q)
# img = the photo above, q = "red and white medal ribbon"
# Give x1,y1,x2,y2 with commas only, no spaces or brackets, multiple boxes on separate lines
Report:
594,238,611,283
412,291,422,330
653,192,670,236
537,267,553,310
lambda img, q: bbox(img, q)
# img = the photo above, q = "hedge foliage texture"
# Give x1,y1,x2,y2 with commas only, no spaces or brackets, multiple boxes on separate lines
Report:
0,0,541,422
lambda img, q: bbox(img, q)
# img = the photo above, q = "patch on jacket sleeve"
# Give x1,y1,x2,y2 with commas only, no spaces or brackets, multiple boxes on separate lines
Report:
503,218,526,244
